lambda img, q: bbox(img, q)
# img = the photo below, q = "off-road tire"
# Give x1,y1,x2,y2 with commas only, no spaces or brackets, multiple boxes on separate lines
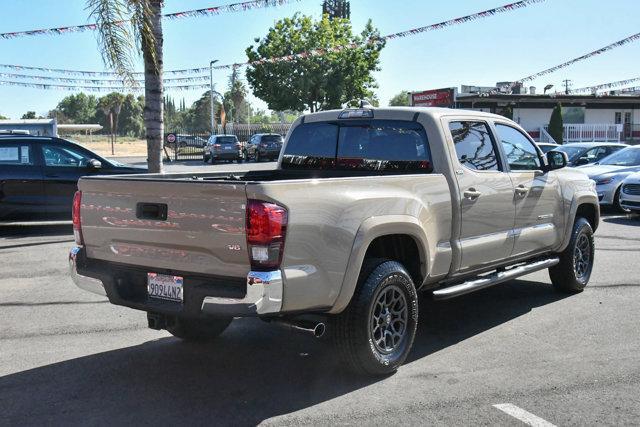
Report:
549,217,594,293
167,317,232,342
203,154,210,163
334,259,418,376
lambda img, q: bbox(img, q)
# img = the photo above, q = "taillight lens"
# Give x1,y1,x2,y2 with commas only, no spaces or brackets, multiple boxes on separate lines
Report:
213,144,221,149
72,191,83,245
246,199,287,270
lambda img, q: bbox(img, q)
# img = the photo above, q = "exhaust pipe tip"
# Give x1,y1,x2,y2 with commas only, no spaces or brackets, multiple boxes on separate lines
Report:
313,322,326,338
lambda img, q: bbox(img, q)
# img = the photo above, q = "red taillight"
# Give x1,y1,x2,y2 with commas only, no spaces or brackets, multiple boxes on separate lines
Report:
213,143,221,149
246,199,287,270
72,191,83,245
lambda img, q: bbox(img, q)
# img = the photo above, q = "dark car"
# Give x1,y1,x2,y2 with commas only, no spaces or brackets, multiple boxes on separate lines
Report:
246,133,284,162
0,134,146,221
552,142,628,167
203,134,244,163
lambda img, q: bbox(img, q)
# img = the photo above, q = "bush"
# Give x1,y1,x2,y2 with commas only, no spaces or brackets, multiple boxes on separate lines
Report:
548,103,563,144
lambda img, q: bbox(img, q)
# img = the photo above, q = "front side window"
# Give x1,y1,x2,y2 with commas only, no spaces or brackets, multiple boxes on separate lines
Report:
42,144,91,167
0,143,33,165
495,124,541,171
449,121,499,171
282,120,431,172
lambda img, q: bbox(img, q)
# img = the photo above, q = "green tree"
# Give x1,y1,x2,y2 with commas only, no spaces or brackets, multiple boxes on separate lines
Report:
87,0,164,172
56,93,98,124
21,111,37,119
225,68,248,124
182,91,223,133
548,103,564,144
388,91,410,106
119,94,144,137
0,113,8,120
246,14,384,112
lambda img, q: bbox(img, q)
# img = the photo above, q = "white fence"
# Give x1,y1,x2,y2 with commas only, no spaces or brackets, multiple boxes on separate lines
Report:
540,124,622,143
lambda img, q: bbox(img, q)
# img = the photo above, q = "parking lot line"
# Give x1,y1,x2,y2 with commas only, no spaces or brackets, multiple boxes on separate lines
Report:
493,403,556,427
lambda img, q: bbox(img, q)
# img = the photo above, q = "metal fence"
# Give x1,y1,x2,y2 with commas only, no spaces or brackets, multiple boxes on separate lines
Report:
165,123,293,161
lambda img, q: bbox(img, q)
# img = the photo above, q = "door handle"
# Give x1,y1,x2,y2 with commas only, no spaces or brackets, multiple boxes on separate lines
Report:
463,188,482,200
515,185,529,197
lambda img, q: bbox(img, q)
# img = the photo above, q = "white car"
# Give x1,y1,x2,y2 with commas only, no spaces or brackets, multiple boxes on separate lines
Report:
620,172,640,213
578,146,640,212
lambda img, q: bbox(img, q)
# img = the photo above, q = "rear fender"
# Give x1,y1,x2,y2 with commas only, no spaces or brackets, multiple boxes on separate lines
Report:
329,215,430,314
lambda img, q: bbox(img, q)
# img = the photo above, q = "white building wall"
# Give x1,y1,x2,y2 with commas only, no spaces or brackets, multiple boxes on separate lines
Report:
512,108,552,132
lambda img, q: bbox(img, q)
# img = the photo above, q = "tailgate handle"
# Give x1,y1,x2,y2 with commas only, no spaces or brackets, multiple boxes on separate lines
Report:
136,203,168,220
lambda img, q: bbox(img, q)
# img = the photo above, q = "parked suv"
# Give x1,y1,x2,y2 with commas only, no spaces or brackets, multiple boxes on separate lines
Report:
0,134,145,221
203,134,244,163
246,133,284,161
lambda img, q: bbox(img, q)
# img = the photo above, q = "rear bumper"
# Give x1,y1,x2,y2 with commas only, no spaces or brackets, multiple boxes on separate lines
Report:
258,148,281,157
212,150,242,160
69,246,282,317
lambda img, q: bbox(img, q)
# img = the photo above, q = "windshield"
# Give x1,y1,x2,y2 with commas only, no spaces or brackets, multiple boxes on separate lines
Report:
600,147,640,166
552,145,585,161
217,136,237,144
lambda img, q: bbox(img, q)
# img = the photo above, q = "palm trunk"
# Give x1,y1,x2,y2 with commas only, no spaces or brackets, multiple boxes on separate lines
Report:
143,0,164,173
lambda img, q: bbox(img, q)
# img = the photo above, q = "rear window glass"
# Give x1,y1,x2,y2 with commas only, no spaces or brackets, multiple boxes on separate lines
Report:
283,120,431,172
217,136,237,144
262,135,283,143
0,143,32,165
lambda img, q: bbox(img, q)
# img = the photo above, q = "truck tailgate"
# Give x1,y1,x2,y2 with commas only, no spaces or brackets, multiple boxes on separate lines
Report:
78,177,249,277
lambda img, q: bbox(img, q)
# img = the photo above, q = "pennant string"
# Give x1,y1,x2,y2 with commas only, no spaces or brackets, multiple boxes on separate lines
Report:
0,0,300,40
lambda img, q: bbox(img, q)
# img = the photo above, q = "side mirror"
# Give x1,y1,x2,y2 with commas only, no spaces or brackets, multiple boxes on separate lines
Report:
575,157,590,166
87,159,102,170
545,151,567,171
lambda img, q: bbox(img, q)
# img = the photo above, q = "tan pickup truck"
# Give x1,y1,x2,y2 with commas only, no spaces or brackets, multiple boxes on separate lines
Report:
69,107,599,375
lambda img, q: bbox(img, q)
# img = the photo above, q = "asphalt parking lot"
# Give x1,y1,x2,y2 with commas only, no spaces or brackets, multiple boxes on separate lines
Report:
1,162,639,425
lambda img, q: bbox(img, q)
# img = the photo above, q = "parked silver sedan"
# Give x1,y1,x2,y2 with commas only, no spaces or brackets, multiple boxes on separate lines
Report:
578,145,640,211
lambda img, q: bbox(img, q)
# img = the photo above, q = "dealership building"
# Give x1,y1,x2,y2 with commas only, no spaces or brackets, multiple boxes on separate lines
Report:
409,86,640,143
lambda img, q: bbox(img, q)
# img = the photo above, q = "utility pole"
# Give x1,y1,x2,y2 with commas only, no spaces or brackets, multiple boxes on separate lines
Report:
562,79,572,95
209,59,218,134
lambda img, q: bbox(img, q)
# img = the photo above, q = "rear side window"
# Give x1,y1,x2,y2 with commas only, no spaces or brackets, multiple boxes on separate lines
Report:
283,120,431,172
449,121,499,171
0,142,33,165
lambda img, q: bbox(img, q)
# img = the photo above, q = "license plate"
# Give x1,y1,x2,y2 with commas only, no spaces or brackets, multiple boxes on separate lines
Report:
147,273,183,302
224,146,232,150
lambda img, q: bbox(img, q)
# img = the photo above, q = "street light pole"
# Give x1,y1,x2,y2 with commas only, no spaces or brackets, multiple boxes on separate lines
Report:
209,60,218,135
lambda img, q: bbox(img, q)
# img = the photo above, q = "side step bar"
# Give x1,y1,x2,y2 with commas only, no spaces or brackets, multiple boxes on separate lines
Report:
432,257,560,300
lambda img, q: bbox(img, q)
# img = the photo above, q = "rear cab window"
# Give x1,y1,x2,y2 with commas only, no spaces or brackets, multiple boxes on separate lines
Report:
449,121,500,171
217,136,238,145
282,120,432,172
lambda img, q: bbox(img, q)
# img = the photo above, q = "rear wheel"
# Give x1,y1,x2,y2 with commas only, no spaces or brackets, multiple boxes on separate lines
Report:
334,259,418,376
549,217,594,293
203,154,210,163
167,317,232,342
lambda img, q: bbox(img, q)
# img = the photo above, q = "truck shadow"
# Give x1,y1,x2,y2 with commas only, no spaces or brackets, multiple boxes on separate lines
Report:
0,279,567,425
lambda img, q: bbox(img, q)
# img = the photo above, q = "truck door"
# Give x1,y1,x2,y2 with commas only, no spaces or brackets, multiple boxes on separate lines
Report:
494,123,563,257
447,120,516,271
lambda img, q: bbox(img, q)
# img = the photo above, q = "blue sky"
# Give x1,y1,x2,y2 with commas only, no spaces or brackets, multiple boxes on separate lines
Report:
0,0,639,119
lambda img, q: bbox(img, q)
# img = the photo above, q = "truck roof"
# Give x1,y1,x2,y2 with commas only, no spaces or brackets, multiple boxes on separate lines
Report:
302,106,507,123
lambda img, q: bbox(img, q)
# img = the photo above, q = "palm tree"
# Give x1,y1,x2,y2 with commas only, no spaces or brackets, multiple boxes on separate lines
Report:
87,0,164,172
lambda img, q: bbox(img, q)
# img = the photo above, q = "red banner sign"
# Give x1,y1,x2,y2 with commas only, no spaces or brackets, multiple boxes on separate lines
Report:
411,88,456,107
